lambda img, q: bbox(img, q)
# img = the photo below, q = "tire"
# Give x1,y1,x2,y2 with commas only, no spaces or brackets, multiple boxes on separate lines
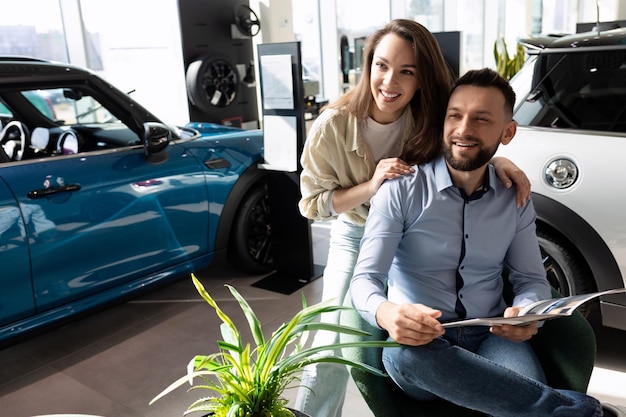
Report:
185,56,239,113
536,229,597,315
228,184,273,274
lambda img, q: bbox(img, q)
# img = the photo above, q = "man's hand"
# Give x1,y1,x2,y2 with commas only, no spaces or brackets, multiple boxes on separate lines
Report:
489,306,539,342
375,301,445,346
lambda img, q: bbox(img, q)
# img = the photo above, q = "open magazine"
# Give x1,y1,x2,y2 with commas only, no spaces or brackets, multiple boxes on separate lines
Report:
442,288,626,328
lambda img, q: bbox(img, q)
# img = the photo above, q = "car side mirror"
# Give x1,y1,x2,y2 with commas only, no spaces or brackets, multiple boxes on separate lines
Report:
143,122,170,163
63,88,83,101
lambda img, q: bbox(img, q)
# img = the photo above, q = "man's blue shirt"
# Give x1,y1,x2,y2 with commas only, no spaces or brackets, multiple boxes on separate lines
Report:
351,155,551,329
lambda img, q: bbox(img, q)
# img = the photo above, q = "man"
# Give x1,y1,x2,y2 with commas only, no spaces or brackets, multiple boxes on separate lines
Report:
350,68,605,416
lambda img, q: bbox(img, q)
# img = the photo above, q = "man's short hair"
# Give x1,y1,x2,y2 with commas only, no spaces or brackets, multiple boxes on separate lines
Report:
452,68,516,117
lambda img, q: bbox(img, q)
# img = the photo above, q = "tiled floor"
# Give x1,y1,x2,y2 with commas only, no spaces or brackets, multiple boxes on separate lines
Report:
0,221,624,417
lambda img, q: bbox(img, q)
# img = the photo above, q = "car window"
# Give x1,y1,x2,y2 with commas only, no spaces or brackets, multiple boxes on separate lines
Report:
514,49,626,133
0,85,143,162
0,99,11,116
509,55,536,110
0,98,13,128
21,88,119,125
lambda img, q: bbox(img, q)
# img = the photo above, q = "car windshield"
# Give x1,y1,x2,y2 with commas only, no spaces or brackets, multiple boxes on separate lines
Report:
513,49,626,133
20,88,120,125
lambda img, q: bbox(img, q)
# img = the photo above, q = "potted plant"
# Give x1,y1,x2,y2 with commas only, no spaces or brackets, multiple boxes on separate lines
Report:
493,35,526,80
150,274,397,417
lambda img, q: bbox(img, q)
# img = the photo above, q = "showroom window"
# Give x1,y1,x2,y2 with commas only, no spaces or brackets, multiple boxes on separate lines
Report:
0,0,67,62
404,0,444,31
336,0,390,89
292,0,622,99
76,0,189,125
293,2,323,89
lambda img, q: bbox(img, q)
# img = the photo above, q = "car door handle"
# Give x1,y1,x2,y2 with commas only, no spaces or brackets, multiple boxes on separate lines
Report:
27,184,81,199
205,158,231,169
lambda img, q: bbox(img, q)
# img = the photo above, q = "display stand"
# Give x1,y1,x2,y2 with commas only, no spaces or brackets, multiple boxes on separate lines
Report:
253,42,323,294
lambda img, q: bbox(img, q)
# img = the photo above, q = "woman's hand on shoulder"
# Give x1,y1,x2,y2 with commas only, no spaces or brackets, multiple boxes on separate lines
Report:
332,158,414,214
491,156,531,207
370,157,414,194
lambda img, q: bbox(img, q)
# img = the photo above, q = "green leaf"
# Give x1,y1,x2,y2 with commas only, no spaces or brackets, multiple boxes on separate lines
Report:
226,284,266,347
191,275,235,330
296,321,377,337
239,343,254,384
493,35,526,80
217,340,243,353
192,274,244,363
150,368,226,405
277,340,400,373
303,355,389,377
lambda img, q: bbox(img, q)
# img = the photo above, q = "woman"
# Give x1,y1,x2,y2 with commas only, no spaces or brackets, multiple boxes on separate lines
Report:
296,19,529,417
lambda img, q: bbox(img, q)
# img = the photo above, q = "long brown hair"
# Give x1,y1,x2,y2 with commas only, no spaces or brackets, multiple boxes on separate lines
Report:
327,19,454,165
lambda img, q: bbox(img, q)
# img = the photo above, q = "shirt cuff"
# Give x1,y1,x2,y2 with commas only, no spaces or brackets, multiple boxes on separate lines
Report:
327,189,338,216
363,295,388,329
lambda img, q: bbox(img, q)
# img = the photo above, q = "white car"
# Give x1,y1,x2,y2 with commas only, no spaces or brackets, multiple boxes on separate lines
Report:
495,28,626,330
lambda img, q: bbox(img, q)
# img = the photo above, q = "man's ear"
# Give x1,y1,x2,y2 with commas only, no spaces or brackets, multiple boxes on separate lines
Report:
500,120,517,145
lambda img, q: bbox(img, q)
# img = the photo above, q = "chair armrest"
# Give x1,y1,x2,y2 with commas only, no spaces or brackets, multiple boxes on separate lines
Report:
339,294,404,417
529,289,597,392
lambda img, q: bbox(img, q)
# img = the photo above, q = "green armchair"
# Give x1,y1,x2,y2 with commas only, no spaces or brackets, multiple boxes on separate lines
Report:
340,288,597,417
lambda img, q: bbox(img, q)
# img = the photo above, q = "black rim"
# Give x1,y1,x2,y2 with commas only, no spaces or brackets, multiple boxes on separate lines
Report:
541,250,571,296
202,59,238,107
244,192,273,267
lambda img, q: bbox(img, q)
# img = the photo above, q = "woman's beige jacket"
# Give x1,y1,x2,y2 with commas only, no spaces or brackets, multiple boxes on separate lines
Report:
298,106,413,226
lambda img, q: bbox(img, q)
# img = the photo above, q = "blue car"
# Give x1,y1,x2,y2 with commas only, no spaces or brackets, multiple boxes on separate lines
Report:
0,57,272,343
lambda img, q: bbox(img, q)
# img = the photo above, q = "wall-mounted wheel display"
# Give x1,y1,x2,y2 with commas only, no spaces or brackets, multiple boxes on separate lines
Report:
186,56,239,112
178,0,259,126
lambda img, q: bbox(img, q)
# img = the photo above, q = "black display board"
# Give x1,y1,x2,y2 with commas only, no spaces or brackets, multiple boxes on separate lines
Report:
253,42,322,294
433,31,461,78
177,0,259,128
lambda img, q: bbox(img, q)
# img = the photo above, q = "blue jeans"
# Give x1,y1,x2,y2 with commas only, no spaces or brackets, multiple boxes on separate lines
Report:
382,326,602,417
294,219,364,417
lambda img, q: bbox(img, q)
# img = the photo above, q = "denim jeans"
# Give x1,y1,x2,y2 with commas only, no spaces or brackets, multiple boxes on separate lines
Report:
294,219,364,417
382,326,602,417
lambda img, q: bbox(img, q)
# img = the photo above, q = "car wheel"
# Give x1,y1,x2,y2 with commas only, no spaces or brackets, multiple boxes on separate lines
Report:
537,229,596,315
186,55,239,113
228,184,273,274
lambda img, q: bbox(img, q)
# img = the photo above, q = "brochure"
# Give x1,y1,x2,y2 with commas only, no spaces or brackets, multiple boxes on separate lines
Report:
442,288,626,328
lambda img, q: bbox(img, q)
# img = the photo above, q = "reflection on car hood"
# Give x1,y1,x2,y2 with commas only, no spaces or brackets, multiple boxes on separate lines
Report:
519,27,626,50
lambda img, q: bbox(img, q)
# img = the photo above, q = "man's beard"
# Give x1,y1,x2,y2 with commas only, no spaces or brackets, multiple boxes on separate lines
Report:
443,137,499,172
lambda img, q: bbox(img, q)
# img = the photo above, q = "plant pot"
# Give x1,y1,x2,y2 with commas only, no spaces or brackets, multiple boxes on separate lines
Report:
201,409,310,417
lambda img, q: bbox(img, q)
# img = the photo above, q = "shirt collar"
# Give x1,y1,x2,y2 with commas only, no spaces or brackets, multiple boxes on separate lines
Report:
433,154,496,196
